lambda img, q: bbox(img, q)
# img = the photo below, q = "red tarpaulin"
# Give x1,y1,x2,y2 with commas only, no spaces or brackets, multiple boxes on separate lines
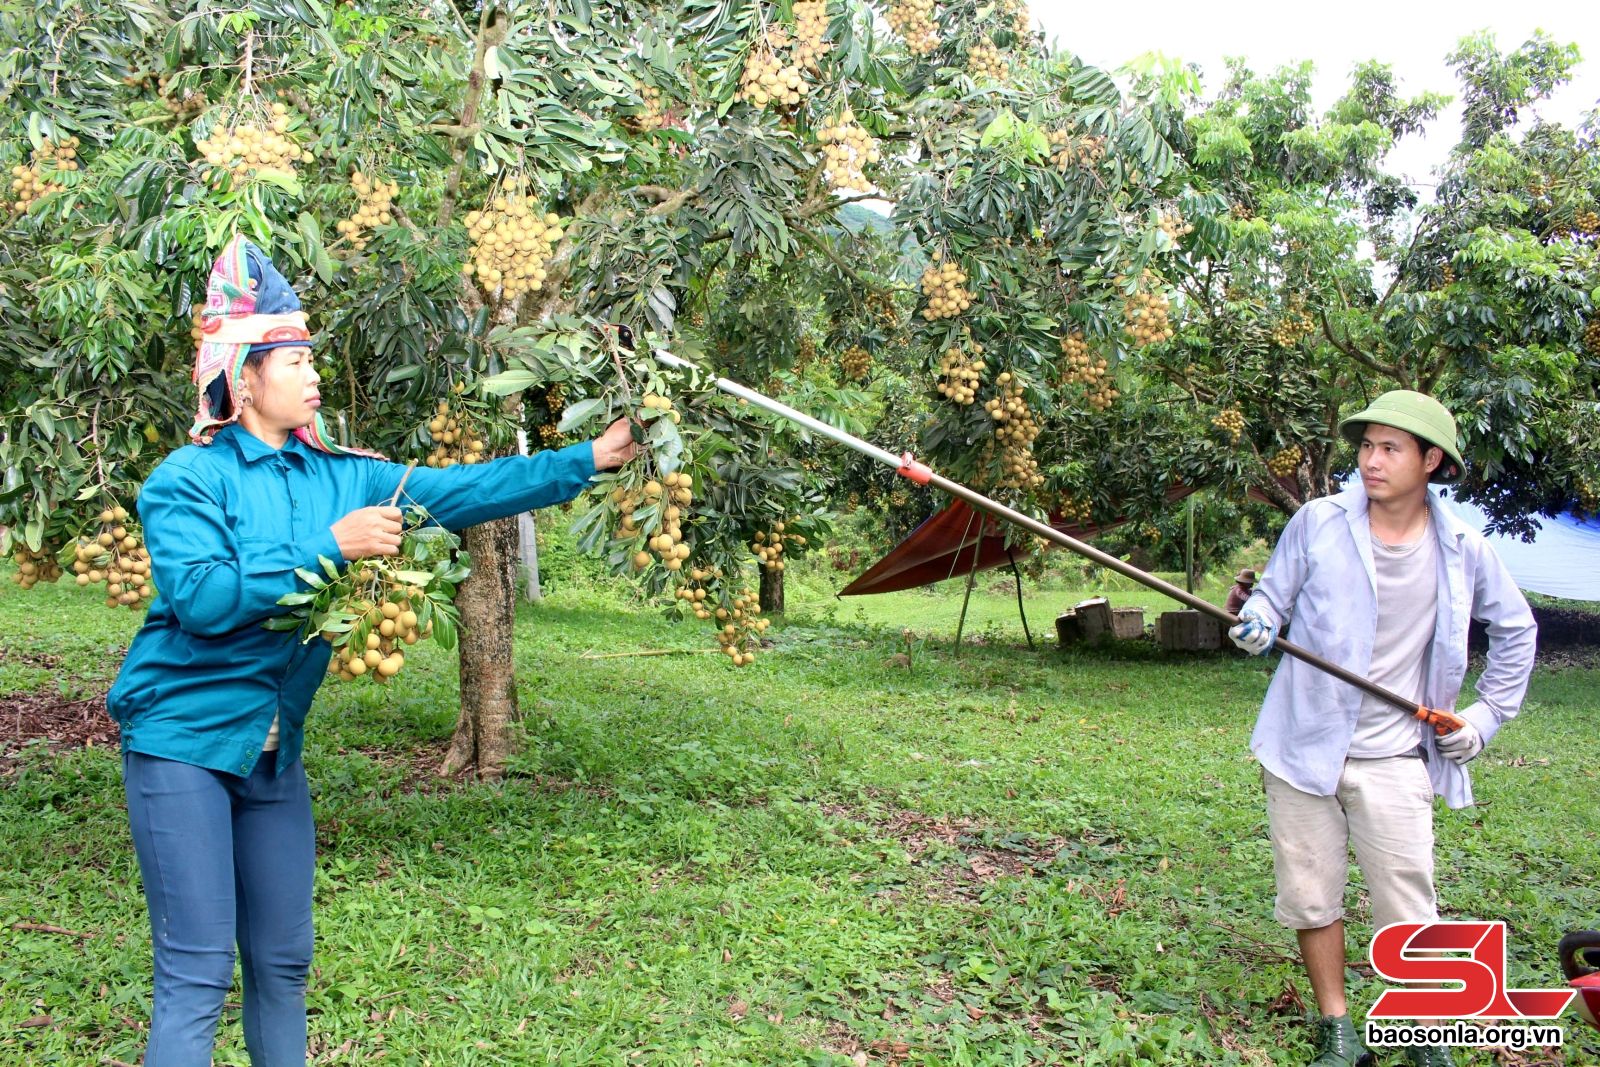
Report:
838,485,1206,597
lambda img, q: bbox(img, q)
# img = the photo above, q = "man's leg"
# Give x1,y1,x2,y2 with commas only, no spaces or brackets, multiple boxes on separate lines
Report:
123,752,239,1067
1265,767,1373,1065
233,752,316,1067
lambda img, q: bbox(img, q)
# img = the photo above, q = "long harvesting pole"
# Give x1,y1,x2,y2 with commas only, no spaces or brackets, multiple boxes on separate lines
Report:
654,351,1466,735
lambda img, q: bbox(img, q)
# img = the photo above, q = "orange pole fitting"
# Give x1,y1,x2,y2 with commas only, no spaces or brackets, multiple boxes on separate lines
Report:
896,452,932,485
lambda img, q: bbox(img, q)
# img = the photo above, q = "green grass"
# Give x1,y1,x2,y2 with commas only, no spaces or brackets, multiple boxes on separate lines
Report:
2,558,1598,1065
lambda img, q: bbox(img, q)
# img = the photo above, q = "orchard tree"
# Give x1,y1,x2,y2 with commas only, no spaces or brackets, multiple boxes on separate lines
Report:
1139,35,1599,534
2,0,1191,775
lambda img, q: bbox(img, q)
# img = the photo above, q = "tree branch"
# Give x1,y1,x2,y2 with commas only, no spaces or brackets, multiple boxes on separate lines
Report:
1318,308,1406,385
436,7,506,229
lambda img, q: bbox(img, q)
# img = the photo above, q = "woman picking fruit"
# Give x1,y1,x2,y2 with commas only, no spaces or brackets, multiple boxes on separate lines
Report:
105,236,636,1066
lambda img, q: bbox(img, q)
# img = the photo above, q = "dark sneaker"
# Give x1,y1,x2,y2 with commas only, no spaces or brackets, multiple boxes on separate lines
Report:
1309,1014,1375,1066
1402,1046,1456,1067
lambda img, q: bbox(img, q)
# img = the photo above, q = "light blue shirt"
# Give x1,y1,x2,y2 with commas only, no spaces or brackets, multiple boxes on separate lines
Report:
107,423,597,778
1244,485,1537,808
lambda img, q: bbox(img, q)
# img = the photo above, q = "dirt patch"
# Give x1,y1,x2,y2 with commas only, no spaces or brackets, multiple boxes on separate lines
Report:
819,802,1072,903
0,690,118,771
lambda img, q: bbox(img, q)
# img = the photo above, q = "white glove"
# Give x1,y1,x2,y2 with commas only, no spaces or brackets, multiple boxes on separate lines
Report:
1228,608,1277,656
1436,721,1484,764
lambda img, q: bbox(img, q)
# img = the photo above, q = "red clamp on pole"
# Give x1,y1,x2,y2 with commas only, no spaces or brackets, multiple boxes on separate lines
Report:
896,452,933,485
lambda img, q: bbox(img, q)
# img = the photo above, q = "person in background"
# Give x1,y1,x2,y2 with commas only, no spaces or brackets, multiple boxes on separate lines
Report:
1227,390,1536,1067
1225,567,1257,616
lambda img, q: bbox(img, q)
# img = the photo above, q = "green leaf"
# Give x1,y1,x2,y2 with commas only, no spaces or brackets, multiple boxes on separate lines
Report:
556,397,604,432
480,367,543,396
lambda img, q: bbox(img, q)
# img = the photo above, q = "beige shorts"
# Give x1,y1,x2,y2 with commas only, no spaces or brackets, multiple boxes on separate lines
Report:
1264,757,1438,931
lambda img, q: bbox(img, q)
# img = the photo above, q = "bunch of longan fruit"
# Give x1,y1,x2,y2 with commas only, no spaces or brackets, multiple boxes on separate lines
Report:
751,521,805,572
1211,406,1246,445
818,111,880,195
886,0,937,55
616,466,696,573
866,290,899,328
194,105,311,178
324,573,433,683
9,543,63,589
335,170,398,251
462,185,566,299
632,83,667,132
792,0,832,70
1582,317,1599,358
1267,444,1303,478
7,136,78,214
966,40,1009,82
70,506,154,610
425,399,488,467
1158,210,1193,244
681,571,768,667
1049,130,1106,172
936,340,985,404
919,250,973,321
738,33,810,110
840,344,872,382
1124,278,1174,346
1057,493,1093,526
985,372,1044,489
1058,333,1118,411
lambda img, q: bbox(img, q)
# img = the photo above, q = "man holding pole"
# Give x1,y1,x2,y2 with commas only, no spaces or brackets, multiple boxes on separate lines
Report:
1228,391,1537,1067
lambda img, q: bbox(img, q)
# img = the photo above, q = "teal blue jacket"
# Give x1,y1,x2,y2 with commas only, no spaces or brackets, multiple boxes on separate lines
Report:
107,423,596,777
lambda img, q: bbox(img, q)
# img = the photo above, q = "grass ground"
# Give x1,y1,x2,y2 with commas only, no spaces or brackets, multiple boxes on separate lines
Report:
2,556,1597,1066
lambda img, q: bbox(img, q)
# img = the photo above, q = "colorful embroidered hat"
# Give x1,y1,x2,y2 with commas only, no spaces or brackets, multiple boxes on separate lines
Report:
190,235,371,456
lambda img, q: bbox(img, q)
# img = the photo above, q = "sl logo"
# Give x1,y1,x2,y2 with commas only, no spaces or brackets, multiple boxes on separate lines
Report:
1369,922,1577,1020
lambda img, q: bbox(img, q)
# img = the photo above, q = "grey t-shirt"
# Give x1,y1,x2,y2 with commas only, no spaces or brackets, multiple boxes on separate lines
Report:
1347,518,1437,757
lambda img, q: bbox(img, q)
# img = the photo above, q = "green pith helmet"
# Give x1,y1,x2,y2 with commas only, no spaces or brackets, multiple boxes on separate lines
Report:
1339,390,1465,483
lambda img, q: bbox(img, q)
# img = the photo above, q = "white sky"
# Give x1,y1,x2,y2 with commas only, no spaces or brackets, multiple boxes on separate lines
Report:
1031,0,1600,187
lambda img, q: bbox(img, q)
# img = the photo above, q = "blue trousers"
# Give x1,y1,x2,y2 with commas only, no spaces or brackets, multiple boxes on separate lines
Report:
123,751,315,1067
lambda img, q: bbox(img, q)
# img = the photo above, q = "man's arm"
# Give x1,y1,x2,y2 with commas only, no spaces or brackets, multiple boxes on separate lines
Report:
1454,542,1537,746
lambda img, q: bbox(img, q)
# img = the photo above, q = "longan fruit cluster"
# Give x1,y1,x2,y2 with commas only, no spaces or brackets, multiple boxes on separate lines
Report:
966,40,1009,82
536,383,567,446
985,372,1044,489
1058,333,1117,410
1124,278,1174,345
335,170,397,251
795,334,817,369
1057,493,1093,526
866,290,899,328
9,544,63,589
1578,476,1599,517
7,137,78,213
1000,0,1032,35
462,188,566,298
1048,130,1106,172
325,576,431,682
886,0,938,56
1267,444,1303,478
633,84,667,132
617,471,696,572
682,572,768,667
1576,210,1600,235
1158,210,1193,243
157,75,204,118
818,111,879,195
840,344,872,382
737,37,810,110
1438,264,1457,287
919,250,973,320
189,306,205,347
194,106,311,177
71,506,153,610
426,399,488,467
751,521,805,572
1584,318,1600,357
792,0,832,71
1270,307,1315,348
1211,407,1245,444
936,340,985,404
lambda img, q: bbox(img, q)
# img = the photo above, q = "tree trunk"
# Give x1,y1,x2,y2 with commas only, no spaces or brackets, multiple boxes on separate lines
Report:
759,565,784,615
438,515,521,780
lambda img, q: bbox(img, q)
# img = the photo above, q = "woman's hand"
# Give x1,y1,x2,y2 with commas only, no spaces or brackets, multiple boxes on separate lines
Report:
592,417,640,471
331,506,403,559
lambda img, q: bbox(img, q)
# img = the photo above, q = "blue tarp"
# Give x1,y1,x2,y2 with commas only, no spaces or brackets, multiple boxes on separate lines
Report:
1432,487,1600,602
